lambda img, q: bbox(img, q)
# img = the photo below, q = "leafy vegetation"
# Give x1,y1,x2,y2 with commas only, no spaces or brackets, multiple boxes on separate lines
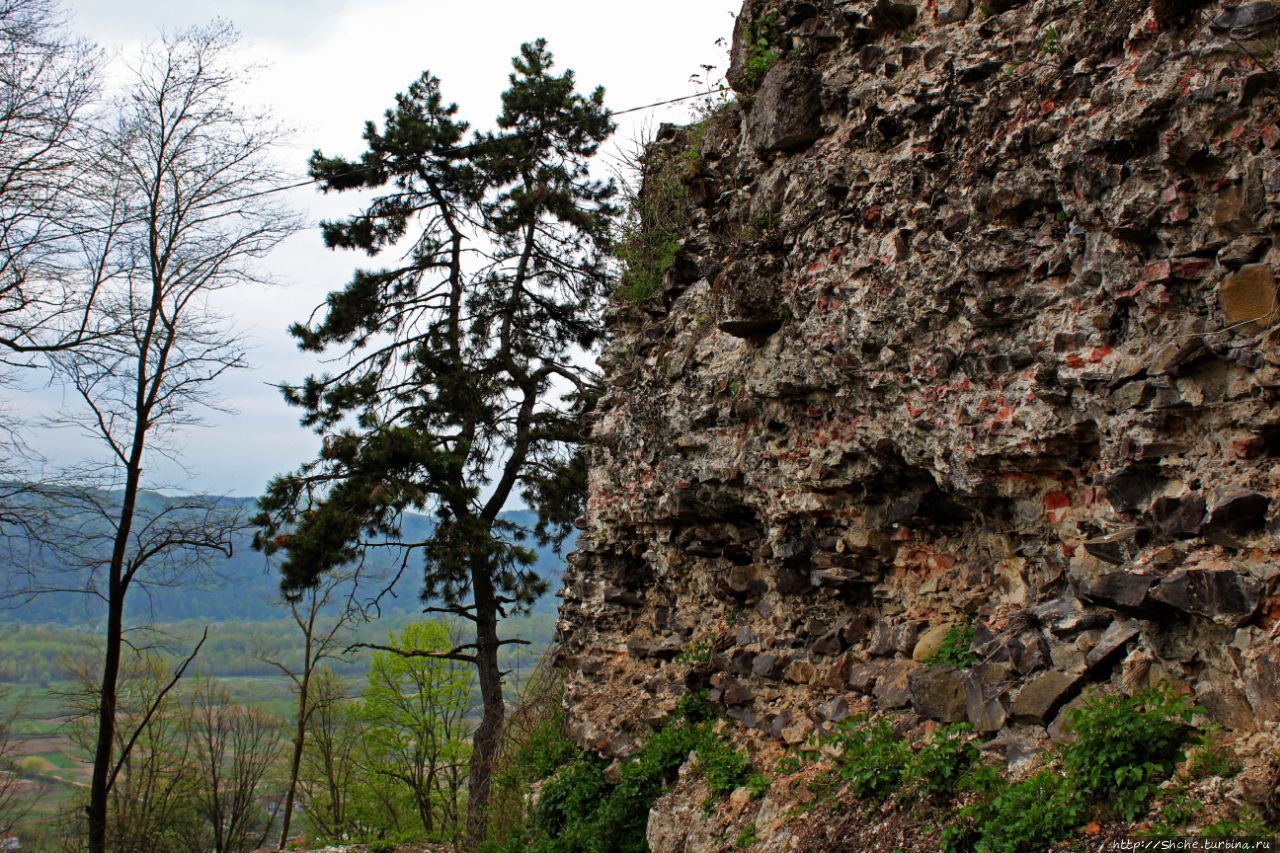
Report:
485,688,756,853
903,723,980,798
614,140,693,302
1186,726,1242,780
923,624,979,669
943,768,1087,853
942,686,1199,852
1059,684,1195,821
741,11,784,90
819,715,911,802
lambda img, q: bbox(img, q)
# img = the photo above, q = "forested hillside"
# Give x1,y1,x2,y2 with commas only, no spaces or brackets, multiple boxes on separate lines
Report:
0,492,570,624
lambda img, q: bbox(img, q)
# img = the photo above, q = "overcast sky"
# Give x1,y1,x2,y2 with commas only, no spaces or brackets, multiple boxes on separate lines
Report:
25,0,739,497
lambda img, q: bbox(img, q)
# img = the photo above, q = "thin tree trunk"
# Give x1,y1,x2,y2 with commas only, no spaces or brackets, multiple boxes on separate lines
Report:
277,659,310,848
87,457,144,853
465,565,504,848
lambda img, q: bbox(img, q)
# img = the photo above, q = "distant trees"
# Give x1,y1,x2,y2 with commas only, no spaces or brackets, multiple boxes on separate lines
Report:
261,571,366,849
360,622,473,841
255,38,615,841
0,690,27,838
187,680,282,852
295,667,363,840
66,650,284,852
67,650,205,852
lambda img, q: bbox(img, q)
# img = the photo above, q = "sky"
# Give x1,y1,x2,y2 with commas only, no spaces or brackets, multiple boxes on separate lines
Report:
23,0,741,497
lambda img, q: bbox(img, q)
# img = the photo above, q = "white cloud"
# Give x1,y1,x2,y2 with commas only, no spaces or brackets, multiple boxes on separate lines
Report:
42,0,740,496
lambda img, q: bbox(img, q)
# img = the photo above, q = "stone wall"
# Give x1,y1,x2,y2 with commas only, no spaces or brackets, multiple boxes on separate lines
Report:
557,0,1280,845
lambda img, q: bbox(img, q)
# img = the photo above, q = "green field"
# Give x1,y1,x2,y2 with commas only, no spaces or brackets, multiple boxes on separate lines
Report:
0,611,556,847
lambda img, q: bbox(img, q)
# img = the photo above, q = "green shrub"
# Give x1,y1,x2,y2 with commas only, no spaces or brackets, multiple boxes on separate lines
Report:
676,635,714,665
528,756,611,852
904,723,980,798
745,771,771,799
824,715,911,801
483,664,583,849
941,685,1200,852
924,625,979,669
942,769,1088,853
736,820,759,849
514,718,757,853
742,12,784,89
699,734,752,797
775,754,802,775
677,688,718,724
615,231,680,302
1061,685,1195,820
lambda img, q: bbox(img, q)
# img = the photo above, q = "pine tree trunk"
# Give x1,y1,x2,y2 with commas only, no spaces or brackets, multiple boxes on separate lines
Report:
465,565,505,848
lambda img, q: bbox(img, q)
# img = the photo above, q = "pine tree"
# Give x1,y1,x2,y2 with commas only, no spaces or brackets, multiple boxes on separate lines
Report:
254,39,615,843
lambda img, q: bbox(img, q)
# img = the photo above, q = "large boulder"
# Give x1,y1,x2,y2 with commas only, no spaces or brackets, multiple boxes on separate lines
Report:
1010,670,1086,725
909,665,969,722
963,664,1013,733
1080,572,1164,617
1150,569,1263,627
747,61,823,154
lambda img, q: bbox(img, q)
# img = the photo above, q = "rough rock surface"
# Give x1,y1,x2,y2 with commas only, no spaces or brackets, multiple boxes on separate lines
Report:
557,0,1280,847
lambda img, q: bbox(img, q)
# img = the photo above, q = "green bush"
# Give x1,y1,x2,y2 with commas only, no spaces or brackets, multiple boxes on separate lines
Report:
824,715,911,801
1061,684,1195,820
904,723,980,798
942,769,1087,853
745,771,771,799
775,754,802,775
736,820,759,849
508,717,759,853
1186,726,1242,780
700,735,752,797
615,230,681,302
941,685,1200,852
742,11,784,89
924,625,979,669
528,755,612,852
677,688,718,724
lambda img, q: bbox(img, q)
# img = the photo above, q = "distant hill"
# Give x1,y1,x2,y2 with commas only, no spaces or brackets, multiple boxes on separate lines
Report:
0,490,572,625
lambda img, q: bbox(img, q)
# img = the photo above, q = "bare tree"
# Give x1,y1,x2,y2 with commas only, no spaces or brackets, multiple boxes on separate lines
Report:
38,22,299,852
0,0,103,363
258,575,364,850
295,667,364,841
187,679,281,853
0,0,104,556
65,646,205,853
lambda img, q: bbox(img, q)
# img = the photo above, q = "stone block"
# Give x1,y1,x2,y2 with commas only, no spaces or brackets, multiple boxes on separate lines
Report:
747,62,823,154
908,665,968,722
1219,265,1276,334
